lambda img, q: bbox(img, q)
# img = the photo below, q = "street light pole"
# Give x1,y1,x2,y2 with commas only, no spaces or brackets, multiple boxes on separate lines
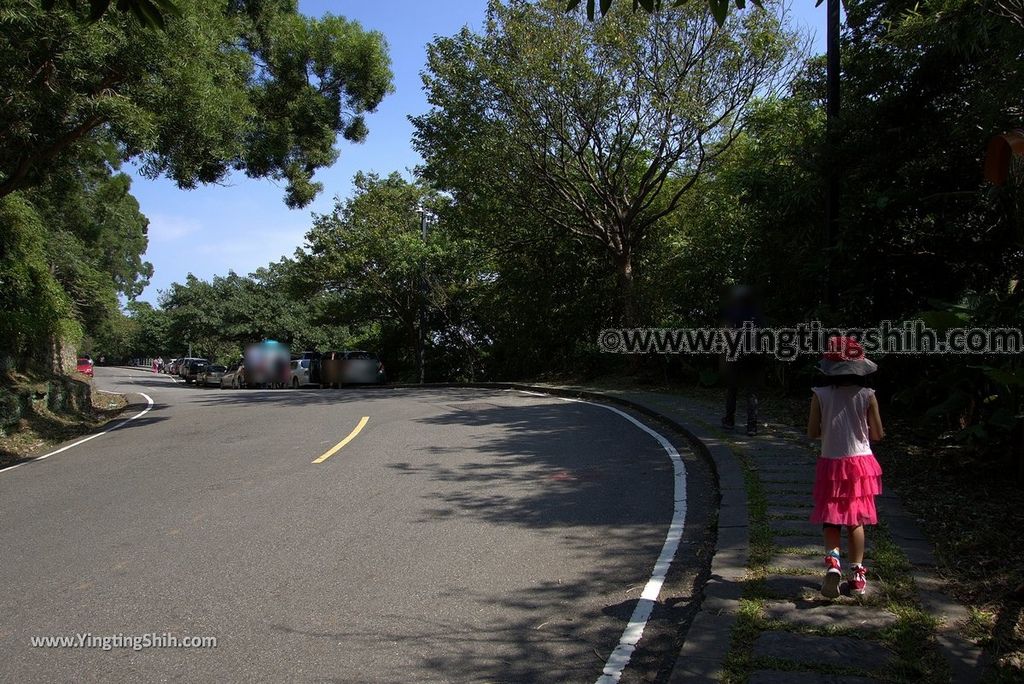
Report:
824,0,841,312
417,207,429,384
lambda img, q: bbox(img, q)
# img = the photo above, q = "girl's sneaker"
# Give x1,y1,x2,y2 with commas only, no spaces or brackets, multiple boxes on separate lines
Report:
821,550,842,598
850,564,869,596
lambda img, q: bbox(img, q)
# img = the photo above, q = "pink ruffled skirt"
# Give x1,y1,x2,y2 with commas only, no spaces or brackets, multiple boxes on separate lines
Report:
810,454,882,526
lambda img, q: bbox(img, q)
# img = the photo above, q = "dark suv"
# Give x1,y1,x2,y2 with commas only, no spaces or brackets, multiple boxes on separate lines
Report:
179,358,209,384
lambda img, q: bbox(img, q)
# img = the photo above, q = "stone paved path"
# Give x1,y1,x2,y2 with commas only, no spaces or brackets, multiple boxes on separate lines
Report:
535,384,988,683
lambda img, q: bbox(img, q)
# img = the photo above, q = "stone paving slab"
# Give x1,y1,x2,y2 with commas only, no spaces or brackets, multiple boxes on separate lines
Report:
772,519,821,536
763,573,823,600
770,552,824,570
762,480,813,496
752,464,816,475
718,503,749,528
769,552,872,571
749,671,878,684
752,631,892,671
763,600,898,630
770,497,815,511
760,475,817,487
667,612,734,683
758,469,815,478
774,535,825,554
748,454,815,467
767,506,815,520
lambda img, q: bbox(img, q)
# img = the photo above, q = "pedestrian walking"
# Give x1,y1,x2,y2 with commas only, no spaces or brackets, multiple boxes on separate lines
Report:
806,336,885,598
720,285,765,436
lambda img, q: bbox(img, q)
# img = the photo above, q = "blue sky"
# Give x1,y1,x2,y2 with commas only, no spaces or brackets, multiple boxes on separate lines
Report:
131,1,827,304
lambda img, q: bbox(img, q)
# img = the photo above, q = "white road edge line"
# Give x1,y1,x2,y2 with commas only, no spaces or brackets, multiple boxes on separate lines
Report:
557,396,687,684
0,393,155,475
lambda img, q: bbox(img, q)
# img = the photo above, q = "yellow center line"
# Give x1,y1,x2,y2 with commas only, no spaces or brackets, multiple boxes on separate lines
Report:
312,416,370,464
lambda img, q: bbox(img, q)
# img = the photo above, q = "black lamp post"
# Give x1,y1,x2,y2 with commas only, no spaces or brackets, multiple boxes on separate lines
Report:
824,0,841,311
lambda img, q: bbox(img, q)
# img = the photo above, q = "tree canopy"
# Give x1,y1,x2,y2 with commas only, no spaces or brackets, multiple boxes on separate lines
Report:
413,0,801,325
1,0,393,207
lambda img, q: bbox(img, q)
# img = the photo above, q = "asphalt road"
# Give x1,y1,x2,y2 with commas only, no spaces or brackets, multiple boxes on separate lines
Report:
0,367,714,683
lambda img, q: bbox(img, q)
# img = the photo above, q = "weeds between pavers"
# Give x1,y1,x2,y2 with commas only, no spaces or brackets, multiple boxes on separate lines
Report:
720,438,950,683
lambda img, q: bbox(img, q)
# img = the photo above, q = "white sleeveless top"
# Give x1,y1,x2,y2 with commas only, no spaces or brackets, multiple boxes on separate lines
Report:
812,386,874,459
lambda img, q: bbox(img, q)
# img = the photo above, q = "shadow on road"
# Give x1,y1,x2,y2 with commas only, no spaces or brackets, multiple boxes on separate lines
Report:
185,386,495,408
381,399,718,682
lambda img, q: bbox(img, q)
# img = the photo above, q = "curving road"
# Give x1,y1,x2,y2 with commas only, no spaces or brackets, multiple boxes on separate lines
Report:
0,367,713,683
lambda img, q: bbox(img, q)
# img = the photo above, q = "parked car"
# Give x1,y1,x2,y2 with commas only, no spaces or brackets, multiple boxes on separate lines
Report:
179,358,209,384
220,361,246,389
299,351,322,384
76,356,94,377
322,350,386,387
289,358,321,388
166,358,182,375
196,364,226,388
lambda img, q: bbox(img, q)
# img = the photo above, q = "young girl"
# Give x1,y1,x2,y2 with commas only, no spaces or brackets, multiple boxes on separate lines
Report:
806,336,885,598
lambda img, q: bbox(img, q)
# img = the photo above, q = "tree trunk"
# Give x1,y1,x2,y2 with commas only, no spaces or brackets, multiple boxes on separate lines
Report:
614,249,636,327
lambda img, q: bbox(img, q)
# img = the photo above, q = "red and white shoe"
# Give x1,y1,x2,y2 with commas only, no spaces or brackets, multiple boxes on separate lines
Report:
821,551,842,598
849,564,869,596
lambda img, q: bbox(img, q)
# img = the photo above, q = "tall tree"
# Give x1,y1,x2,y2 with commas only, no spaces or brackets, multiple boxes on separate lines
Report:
1,0,393,207
0,136,152,370
413,0,800,324
298,172,481,380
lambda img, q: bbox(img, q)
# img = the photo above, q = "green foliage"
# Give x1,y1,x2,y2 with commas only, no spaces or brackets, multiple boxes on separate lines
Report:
414,0,800,325
41,0,181,29
300,172,484,380
0,133,152,369
0,194,82,366
1,0,393,207
565,0,764,25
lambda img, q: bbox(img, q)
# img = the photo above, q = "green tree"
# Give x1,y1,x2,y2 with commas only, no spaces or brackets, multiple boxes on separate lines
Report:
29,140,153,332
299,172,481,380
413,0,800,324
0,136,153,370
1,0,393,207
0,194,81,370
43,0,768,31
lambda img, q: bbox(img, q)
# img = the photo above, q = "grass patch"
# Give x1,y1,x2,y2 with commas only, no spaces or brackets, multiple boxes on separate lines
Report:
722,446,774,683
768,512,813,521
0,372,126,468
734,446,772,568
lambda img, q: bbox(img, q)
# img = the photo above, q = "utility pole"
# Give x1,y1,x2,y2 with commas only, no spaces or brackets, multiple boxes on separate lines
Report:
417,207,429,384
824,0,841,312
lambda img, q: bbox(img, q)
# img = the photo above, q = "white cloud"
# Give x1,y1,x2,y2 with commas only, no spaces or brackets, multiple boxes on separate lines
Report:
147,214,203,242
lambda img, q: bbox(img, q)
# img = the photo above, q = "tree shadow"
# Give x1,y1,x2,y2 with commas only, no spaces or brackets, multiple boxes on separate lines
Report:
373,398,717,681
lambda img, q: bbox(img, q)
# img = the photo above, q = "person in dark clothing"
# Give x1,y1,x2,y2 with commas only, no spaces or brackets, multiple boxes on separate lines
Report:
720,285,766,436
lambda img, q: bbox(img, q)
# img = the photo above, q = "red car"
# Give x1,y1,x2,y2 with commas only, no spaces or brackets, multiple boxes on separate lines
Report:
76,357,94,377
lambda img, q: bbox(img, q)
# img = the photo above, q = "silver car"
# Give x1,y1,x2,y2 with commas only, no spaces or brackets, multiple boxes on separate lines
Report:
289,359,320,388
196,364,227,387
219,362,246,389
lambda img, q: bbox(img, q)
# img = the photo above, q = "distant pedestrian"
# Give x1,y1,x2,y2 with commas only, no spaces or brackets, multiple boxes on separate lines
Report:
720,285,765,436
152,358,158,373
806,336,884,598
